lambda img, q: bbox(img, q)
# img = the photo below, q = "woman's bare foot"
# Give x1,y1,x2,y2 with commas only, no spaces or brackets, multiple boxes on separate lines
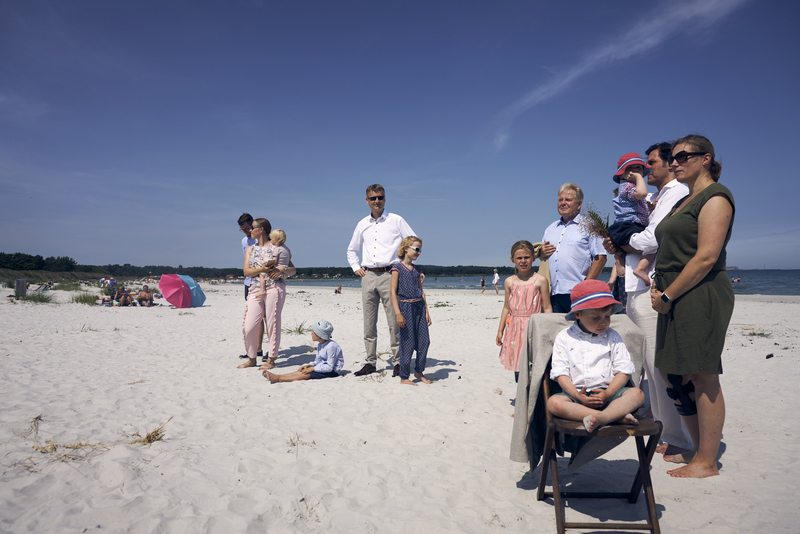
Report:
400,378,418,386
633,268,651,286
667,460,718,478
259,357,276,371
263,370,280,383
237,358,257,369
414,372,431,384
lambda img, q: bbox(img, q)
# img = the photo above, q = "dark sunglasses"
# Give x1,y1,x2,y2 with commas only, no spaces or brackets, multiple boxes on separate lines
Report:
668,151,705,165
368,195,385,201
407,246,421,253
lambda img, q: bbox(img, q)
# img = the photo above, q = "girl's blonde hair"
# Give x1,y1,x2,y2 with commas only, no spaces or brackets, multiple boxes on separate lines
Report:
510,240,536,274
270,229,286,246
397,236,422,259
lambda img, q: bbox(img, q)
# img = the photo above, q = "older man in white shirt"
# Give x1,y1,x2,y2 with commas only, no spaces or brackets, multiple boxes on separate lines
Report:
347,184,416,377
605,142,693,456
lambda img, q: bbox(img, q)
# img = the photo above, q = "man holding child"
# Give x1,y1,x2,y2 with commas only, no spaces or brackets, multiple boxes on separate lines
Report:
346,185,416,377
603,142,693,456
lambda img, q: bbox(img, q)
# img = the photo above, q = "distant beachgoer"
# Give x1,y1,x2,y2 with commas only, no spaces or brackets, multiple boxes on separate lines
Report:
609,153,655,286
114,286,131,306
334,284,342,294
539,183,607,312
263,320,344,383
650,135,734,478
137,285,153,307
480,276,486,294
346,184,416,377
492,269,499,295
239,218,295,370
548,280,644,432
496,241,552,383
390,236,432,386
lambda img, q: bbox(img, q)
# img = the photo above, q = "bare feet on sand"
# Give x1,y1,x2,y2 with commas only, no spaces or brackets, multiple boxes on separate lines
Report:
667,461,719,478
415,372,432,384
400,378,417,386
664,451,695,464
259,357,276,371
263,370,280,383
237,358,256,369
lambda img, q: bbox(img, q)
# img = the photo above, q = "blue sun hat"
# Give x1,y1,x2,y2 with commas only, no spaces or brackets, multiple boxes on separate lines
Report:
311,319,334,340
565,280,623,321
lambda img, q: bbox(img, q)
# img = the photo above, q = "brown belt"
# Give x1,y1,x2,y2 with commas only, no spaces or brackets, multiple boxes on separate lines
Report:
364,266,392,273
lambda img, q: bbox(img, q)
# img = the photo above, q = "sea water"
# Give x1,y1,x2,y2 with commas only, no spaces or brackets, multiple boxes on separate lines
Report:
288,269,800,296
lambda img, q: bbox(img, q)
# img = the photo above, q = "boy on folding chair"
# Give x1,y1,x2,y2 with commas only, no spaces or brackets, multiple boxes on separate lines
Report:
547,280,645,433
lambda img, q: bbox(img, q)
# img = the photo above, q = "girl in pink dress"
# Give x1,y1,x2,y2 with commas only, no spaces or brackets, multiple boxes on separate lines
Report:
496,240,553,381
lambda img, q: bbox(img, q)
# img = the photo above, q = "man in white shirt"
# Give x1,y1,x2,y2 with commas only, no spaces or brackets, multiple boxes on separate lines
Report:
540,183,607,313
237,213,263,360
604,142,693,456
346,185,416,376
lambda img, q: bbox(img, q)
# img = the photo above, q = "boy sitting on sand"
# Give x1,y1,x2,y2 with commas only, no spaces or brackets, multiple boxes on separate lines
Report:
547,280,644,432
263,320,344,383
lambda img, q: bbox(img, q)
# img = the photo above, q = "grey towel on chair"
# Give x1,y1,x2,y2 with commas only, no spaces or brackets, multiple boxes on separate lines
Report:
509,313,646,472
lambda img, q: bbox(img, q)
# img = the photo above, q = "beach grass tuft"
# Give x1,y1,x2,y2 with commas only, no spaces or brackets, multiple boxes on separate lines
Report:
19,292,56,304
130,417,173,445
71,292,99,305
746,330,771,338
282,321,309,335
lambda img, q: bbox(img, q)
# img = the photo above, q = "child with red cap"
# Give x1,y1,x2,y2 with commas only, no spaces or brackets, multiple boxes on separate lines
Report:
609,153,654,286
547,280,645,432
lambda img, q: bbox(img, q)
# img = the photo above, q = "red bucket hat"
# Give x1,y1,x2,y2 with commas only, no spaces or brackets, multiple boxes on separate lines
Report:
613,153,652,183
564,279,623,321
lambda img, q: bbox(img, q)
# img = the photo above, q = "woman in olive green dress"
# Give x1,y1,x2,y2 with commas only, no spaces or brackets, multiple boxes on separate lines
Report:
650,135,734,479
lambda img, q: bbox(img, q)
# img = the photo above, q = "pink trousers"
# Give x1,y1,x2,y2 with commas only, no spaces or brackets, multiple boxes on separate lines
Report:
242,281,286,360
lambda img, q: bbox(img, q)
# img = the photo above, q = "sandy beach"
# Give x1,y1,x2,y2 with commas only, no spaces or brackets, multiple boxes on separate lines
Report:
1,284,798,533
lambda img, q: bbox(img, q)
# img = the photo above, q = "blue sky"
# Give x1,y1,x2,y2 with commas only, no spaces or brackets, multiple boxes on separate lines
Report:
1,0,798,270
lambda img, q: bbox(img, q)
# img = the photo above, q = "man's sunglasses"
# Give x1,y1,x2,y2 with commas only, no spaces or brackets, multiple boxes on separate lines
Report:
368,195,385,201
668,151,705,165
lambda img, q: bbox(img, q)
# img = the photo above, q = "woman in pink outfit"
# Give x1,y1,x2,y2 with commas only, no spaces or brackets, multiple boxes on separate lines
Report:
496,240,552,382
238,218,295,370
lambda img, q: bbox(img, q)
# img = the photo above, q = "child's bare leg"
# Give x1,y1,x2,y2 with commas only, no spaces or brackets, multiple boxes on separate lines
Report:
547,395,599,422
583,388,644,432
614,252,626,277
414,372,431,384
633,254,653,286
263,370,311,383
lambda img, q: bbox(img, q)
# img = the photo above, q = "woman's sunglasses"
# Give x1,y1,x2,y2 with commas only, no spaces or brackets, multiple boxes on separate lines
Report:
668,151,705,165
407,246,421,253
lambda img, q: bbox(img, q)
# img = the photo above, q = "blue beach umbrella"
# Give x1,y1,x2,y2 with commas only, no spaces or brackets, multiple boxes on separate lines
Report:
177,274,206,307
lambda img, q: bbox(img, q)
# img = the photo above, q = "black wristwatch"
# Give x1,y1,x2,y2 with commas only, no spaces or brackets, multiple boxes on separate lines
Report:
660,293,671,304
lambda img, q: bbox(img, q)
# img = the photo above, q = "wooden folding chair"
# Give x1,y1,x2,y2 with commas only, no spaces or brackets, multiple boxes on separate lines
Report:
536,366,663,534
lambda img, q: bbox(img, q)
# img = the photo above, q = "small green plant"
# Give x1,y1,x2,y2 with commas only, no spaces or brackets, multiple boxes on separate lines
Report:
3,280,13,289
282,321,308,335
79,323,98,332
20,292,56,304
433,301,452,308
297,290,306,294
71,293,99,305
178,311,194,316
53,282,82,291
746,330,771,338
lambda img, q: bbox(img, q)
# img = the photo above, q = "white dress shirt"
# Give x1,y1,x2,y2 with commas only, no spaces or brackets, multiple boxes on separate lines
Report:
346,211,415,271
624,179,690,292
550,324,636,390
